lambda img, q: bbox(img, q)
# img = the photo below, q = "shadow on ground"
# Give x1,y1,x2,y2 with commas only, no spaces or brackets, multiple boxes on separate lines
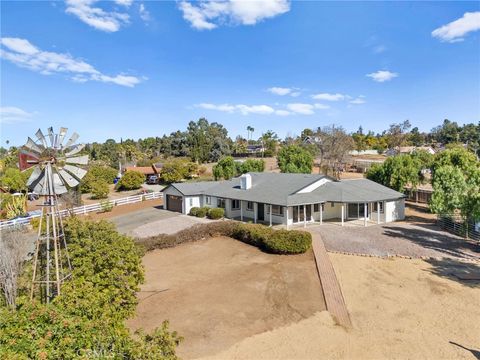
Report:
424,258,480,288
382,224,479,260
449,341,480,359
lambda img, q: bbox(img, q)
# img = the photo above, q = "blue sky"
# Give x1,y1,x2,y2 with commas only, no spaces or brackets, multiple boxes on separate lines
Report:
1,1,479,146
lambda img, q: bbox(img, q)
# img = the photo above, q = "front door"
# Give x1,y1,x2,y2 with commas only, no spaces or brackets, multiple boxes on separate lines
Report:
257,203,264,221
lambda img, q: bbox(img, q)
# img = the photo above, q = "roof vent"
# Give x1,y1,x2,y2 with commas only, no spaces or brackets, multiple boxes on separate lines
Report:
240,173,252,190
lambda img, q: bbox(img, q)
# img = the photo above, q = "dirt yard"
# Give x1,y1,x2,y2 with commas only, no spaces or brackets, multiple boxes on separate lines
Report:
127,237,325,359
200,254,480,360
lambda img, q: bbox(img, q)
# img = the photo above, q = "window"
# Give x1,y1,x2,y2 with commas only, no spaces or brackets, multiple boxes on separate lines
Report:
232,199,240,210
205,196,211,205
217,198,226,209
247,201,254,211
331,202,335,208
313,204,325,212
373,202,384,213
268,205,283,216
189,198,193,207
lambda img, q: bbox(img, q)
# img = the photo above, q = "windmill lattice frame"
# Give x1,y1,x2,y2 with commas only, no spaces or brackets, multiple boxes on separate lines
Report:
20,127,88,303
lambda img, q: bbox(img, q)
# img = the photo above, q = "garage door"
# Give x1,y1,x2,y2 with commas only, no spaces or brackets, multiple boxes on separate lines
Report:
167,195,183,213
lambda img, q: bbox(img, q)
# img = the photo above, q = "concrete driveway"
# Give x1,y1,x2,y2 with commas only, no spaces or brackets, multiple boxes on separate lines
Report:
109,206,211,238
309,221,480,260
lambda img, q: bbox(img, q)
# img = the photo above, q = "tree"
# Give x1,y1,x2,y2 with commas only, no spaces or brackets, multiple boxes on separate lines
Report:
386,120,411,149
160,158,198,183
431,119,460,144
90,180,109,199
313,125,354,176
187,118,231,163
277,145,313,174
213,156,237,180
366,154,422,192
80,165,117,193
0,168,29,193
236,159,265,174
408,127,426,147
116,171,144,191
431,147,478,180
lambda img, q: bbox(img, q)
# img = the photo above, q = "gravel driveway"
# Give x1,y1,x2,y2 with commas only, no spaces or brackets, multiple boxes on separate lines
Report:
309,222,479,260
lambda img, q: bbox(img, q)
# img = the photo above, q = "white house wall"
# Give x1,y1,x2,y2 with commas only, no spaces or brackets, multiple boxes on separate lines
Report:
184,196,201,215
385,199,405,222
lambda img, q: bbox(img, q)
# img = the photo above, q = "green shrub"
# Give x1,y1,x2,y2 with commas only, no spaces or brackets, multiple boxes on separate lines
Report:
197,207,209,218
207,207,224,219
80,165,117,193
100,199,114,212
90,179,109,199
116,171,144,191
231,223,274,247
263,229,312,254
189,207,200,216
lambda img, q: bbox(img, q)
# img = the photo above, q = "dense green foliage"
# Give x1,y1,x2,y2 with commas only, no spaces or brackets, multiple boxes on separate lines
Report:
213,156,237,180
0,218,181,359
0,168,30,193
189,206,208,218
277,145,313,173
430,148,480,227
232,223,312,254
236,158,265,174
80,165,117,193
116,170,145,191
160,158,198,183
90,179,109,199
207,207,224,219
366,154,423,192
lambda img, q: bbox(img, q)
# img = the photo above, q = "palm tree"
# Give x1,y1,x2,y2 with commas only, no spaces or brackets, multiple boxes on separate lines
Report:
246,126,253,141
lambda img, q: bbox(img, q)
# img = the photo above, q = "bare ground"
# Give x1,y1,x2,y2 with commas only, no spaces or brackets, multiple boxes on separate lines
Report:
127,236,325,359
200,254,480,360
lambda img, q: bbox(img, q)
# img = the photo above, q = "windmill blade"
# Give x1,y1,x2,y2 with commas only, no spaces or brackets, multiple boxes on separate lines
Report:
30,169,46,194
19,150,40,171
25,137,42,154
35,129,48,148
58,168,80,188
47,127,55,147
65,132,79,148
63,164,87,180
65,155,89,165
26,166,42,187
65,143,85,157
53,172,68,194
57,127,68,147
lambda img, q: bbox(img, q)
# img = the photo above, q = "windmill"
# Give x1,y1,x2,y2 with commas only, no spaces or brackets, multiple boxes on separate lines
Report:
20,127,88,303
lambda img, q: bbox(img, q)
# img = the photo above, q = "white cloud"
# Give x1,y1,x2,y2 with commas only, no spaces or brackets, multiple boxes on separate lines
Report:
432,12,480,43
0,37,142,87
311,93,345,101
197,103,275,115
350,97,366,105
139,3,151,22
267,87,292,96
313,103,330,109
179,0,290,30
0,106,34,124
275,109,291,116
198,103,236,112
286,103,315,115
366,70,398,82
65,0,130,32
373,45,387,54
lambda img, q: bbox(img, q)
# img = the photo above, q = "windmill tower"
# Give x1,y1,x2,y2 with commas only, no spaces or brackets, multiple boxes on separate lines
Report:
20,127,88,303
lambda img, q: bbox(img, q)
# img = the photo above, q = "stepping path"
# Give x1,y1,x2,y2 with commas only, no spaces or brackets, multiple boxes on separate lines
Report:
310,232,352,328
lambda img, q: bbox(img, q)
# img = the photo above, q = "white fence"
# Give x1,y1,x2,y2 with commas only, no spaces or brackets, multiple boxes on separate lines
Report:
0,191,163,230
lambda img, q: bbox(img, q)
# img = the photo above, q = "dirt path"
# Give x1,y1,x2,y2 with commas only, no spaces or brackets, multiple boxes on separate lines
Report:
199,254,480,360
127,237,325,359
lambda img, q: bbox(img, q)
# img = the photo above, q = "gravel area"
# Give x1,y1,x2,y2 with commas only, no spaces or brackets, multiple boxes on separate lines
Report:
310,222,480,260
131,214,211,238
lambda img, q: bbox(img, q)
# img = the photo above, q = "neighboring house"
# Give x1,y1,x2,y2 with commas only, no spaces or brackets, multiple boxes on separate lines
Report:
405,184,433,204
123,165,161,179
162,172,405,227
247,145,265,153
385,146,436,156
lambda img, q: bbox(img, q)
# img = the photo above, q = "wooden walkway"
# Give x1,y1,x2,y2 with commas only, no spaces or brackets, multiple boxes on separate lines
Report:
310,232,352,328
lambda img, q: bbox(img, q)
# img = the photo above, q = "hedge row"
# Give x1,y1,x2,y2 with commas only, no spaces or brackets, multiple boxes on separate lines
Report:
189,206,225,220
137,221,312,255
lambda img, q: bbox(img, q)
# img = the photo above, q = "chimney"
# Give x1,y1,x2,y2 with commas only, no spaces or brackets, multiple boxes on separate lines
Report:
240,173,252,190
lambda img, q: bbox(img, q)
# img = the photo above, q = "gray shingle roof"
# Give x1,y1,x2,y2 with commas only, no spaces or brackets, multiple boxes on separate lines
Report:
163,173,405,206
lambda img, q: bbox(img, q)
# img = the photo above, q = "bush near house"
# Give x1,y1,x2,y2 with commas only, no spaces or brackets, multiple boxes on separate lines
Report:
137,221,311,255
189,207,209,218
80,165,117,193
207,207,224,219
90,179,109,199
116,170,144,191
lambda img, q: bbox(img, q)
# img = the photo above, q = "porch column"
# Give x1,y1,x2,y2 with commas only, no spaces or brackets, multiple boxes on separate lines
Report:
320,203,323,225
377,201,380,224
269,204,272,227
311,204,314,223
254,203,257,224
240,201,244,222
341,203,344,227
286,207,289,230
383,201,386,223
364,202,367,227
303,206,307,228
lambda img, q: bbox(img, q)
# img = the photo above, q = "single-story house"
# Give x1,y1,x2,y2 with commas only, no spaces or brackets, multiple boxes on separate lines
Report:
162,172,405,227
123,165,161,179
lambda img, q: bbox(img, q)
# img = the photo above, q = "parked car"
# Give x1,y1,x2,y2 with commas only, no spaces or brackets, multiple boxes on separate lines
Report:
147,175,159,184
